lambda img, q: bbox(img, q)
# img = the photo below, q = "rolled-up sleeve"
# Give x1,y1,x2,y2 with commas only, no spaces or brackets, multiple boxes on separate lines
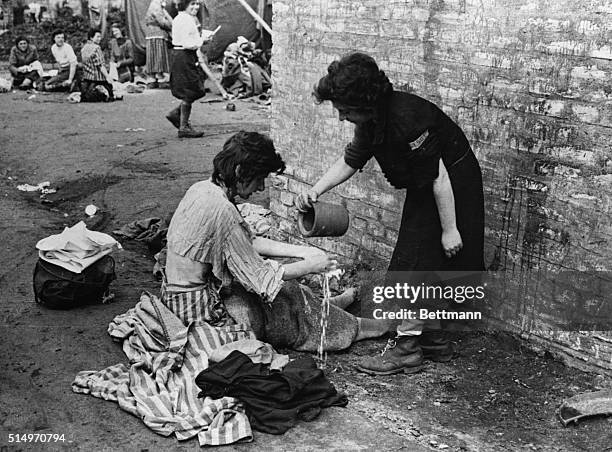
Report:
223,224,284,304
344,122,375,170
409,129,441,189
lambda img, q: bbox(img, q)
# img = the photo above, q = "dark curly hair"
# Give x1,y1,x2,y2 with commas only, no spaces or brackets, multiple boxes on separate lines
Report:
175,0,199,12
313,52,393,107
51,29,66,41
212,131,285,190
15,36,29,47
87,28,101,40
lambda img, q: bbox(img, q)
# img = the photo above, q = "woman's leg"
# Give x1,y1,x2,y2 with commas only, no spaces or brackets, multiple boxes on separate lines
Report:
178,100,204,138
166,104,181,129
44,69,68,91
355,317,395,341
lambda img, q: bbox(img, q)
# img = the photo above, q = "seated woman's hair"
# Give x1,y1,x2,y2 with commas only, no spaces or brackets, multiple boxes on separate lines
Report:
313,52,393,107
175,0,197,12
15,36,29,46
212,131,285,188
87,28,101,40
51,29,65,40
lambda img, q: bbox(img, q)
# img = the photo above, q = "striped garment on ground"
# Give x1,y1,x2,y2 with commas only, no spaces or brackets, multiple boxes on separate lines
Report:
72,291,254,446
161,282,230,327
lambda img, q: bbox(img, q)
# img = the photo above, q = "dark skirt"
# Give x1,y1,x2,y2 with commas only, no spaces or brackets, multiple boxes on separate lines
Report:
170,49,206,102
388,148,485,273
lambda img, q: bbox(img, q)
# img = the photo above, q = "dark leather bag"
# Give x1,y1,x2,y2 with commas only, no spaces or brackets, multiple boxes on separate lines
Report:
33,255,116,309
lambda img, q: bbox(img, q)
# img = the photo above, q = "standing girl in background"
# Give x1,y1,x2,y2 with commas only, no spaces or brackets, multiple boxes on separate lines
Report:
144,0,172,86
166,0,214,138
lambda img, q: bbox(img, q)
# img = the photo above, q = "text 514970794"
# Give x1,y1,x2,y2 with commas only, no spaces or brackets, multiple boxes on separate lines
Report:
8,433,66,443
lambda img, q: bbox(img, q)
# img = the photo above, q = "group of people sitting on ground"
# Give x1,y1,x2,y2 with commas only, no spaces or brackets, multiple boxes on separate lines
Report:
8,24,134,102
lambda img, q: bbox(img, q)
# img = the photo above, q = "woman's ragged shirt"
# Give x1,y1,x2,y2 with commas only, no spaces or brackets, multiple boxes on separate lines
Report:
166,180,284,304
172,11,204,49
343,91,471,191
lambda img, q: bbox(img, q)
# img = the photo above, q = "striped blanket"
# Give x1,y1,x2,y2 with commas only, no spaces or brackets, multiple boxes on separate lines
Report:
72,291,255,446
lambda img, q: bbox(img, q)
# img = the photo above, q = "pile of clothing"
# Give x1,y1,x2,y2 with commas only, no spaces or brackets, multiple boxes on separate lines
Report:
221,37,271,98
73,291,347,445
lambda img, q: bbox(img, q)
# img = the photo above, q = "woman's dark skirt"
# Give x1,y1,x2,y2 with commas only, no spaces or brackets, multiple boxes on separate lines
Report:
170,49,206,102
388,149,485,273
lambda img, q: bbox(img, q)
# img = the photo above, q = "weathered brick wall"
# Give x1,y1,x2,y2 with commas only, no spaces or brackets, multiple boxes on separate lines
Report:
269,0,612,374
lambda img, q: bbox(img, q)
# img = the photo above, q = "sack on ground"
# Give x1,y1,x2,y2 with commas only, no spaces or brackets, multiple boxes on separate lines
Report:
33,255,116,309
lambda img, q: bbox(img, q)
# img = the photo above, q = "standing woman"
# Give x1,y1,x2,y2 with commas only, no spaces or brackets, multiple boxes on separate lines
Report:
166,0,214,138
296,52,485,375
144,0,172,85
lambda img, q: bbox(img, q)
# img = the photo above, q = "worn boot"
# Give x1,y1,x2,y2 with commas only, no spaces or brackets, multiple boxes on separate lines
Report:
419,330,455,362
178,102,204,138
165,106,180,129
355,336,423,375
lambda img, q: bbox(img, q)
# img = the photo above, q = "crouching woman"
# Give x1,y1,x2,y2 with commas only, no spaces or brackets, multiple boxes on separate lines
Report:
9,36,42,89
80,29,114,102
163,131,391,352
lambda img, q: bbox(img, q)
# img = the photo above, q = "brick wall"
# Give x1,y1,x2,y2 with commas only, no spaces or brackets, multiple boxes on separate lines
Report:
269,0,612,374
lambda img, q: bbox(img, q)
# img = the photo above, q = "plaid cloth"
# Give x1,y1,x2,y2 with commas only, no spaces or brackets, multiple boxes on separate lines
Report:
81,41,107,82
72,290,255,446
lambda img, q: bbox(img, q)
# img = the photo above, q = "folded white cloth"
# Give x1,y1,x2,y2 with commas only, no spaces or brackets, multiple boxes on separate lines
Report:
36,221,122,273
24,61,44,77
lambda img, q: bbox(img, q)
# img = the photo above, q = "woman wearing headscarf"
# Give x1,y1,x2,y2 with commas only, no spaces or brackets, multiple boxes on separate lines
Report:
144,0,172,85
9,36,42,89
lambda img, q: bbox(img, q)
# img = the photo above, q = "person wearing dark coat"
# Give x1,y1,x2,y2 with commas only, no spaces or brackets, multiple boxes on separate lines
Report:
8,36,41,89
296,52,485,376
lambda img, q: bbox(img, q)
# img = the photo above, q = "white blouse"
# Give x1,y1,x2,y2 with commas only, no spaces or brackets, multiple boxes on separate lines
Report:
172,11,204,49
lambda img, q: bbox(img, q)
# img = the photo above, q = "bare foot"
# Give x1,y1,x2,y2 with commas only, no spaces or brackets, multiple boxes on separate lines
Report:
329,287,357,310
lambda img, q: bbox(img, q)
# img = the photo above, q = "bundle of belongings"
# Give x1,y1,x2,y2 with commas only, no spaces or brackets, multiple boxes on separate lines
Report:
72,291,347,445
34,221,121,308
0,77,12,93
221,37,271,98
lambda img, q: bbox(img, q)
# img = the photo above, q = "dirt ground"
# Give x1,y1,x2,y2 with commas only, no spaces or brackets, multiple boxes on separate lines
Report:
0,88,610,452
